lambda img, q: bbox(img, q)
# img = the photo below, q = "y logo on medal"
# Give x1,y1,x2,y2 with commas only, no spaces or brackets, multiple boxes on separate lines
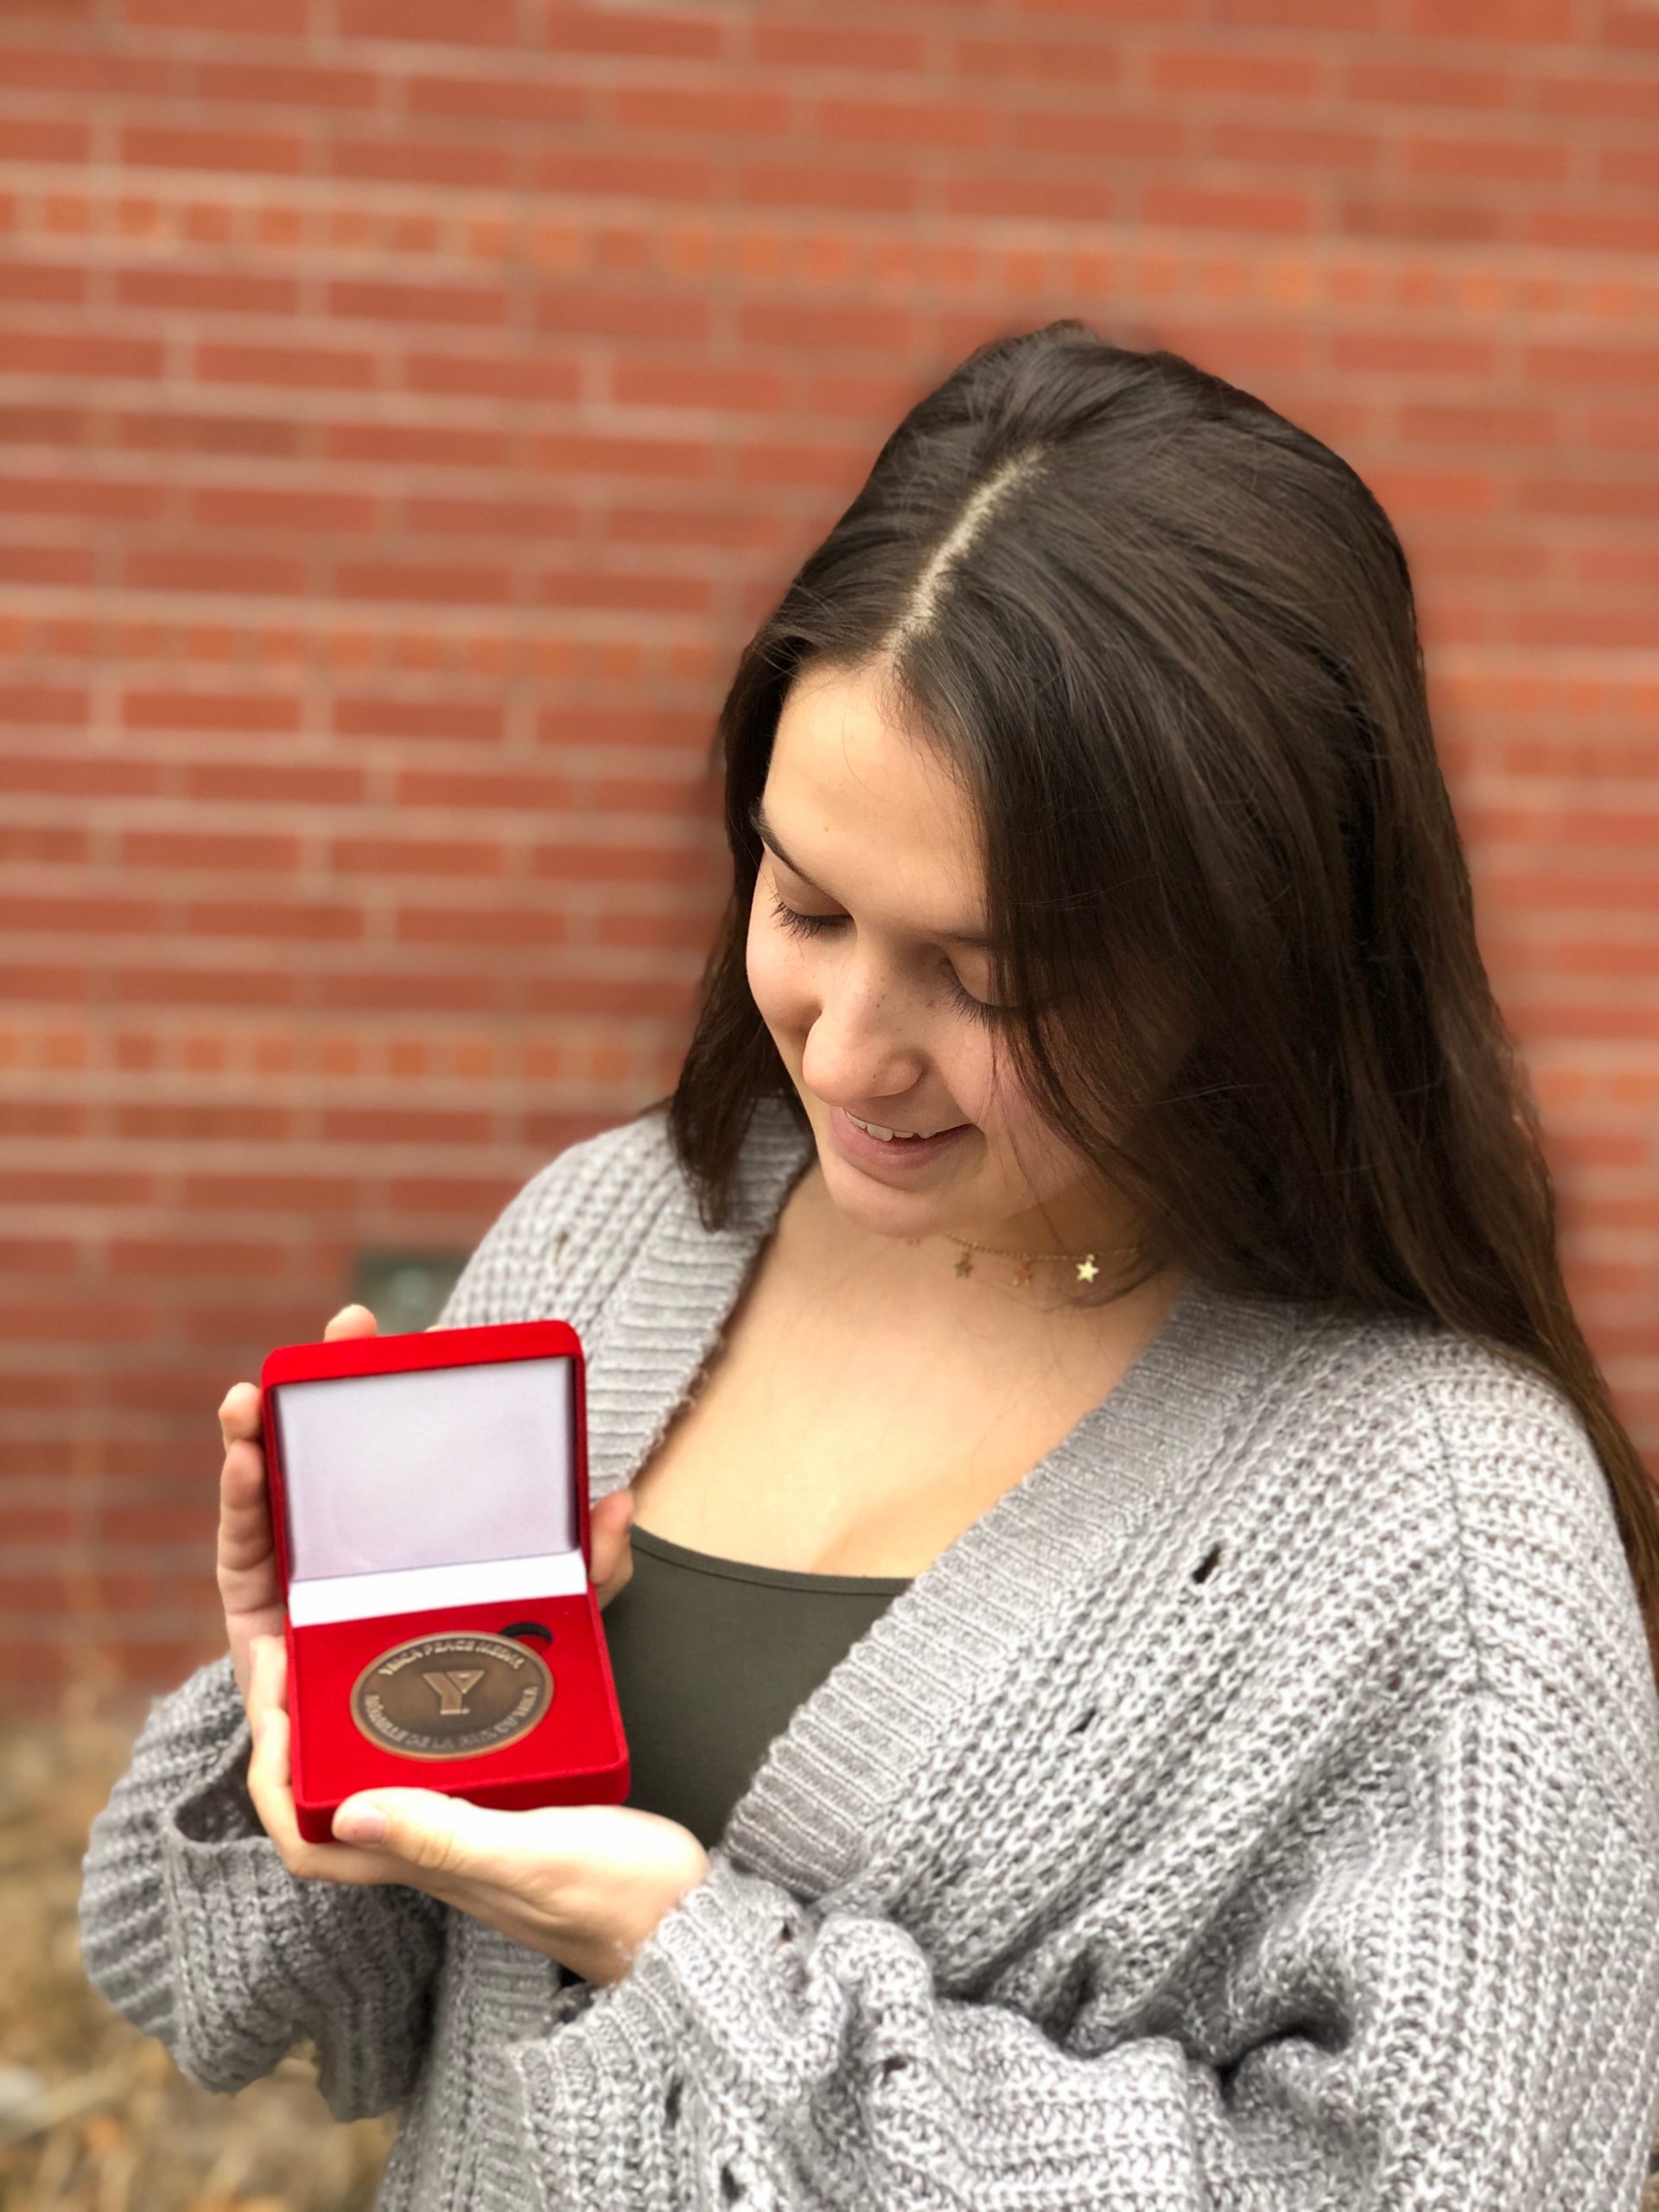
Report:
350,1630,554,1759
422,1667,485,1715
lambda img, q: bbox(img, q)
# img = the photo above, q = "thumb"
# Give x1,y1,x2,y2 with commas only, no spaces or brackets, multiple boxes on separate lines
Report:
332,1788,498,1875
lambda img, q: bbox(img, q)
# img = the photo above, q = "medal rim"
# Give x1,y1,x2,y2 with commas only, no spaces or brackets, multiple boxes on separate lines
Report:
347,1629,555,1762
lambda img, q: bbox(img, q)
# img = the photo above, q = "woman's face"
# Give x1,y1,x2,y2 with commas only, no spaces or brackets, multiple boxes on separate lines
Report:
746,660,1141,1271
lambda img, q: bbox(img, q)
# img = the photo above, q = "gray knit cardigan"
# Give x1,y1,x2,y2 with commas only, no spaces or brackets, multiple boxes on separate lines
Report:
79,1094,1659,2209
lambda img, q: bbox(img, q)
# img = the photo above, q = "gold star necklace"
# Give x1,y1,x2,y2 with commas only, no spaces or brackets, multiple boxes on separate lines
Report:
904,1233,1138,1290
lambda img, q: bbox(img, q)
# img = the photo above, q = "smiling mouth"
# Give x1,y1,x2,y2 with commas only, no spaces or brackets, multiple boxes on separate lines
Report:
848,1115,963,1141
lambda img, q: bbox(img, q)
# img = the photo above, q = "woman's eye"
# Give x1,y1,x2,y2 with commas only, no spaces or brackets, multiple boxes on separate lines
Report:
766,891,839,941
946,976,1001,1027
765,890,1001,1027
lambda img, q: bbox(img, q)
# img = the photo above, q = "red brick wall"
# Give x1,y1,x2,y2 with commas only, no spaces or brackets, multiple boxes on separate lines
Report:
3,1,1656,1706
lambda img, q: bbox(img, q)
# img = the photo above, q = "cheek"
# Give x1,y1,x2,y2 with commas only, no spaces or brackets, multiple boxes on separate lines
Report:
950,1039,1010,1136
968,1039,1059,1156
746,910,804,1029
986,1084,1095,1198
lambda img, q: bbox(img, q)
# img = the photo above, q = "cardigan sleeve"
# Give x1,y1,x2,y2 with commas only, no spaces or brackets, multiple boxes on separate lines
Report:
77,1141,606,2118
77,1649,447,2120
505,1692,1659,2210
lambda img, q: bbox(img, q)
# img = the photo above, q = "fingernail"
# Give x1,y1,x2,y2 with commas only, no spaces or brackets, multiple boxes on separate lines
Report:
334,1800,386,1844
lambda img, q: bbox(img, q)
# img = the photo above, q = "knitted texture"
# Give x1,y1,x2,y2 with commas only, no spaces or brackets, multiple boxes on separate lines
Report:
79,1094,1659,2209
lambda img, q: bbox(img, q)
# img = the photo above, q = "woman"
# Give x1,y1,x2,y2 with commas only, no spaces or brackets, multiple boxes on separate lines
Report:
79,321,1659,2209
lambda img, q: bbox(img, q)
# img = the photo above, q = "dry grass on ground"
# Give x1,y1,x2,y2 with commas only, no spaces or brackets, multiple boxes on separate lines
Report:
0,1677,392,2212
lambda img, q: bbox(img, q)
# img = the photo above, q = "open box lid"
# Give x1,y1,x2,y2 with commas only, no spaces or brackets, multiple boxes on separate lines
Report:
263,1323,588,1629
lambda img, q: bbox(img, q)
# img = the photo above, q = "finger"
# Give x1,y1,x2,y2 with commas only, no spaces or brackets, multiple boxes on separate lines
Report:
245,1631,286,1758
218,1434,270,1539
241,1642,290,1814
247,1628,289,1722
218,1379,262,1450
590,1487,634,1584
217,1441,278,1612
322,1304,378,1342
594,1482,632,1534
245,1692,308,1861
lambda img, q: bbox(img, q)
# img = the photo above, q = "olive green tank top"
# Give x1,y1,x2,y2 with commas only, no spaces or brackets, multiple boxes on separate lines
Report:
601,1521,914,1854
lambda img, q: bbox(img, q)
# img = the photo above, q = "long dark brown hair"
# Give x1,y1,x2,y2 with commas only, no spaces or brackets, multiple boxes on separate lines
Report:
642,318,1659,1693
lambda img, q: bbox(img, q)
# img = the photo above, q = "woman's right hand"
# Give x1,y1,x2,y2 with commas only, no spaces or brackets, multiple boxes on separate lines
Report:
216,1304,638,1712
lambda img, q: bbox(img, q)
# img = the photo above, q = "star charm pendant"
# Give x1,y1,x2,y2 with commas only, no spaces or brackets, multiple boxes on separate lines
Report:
1076,1255,1099,1282
954,1249,975,1278
1012,1259,1033,1287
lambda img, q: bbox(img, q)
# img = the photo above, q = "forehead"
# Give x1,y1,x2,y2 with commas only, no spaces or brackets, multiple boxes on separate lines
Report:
761,666,999,951
767,663,982,861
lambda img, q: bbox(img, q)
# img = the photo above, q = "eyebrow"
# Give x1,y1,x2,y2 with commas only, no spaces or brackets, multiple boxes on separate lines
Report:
748,796,1000,951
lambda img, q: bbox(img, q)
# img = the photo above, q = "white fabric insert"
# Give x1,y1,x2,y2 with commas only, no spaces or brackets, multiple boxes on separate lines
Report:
272,1355,581,1625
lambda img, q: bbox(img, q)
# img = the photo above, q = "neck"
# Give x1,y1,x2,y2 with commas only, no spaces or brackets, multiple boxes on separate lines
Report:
790,1161,1182,1324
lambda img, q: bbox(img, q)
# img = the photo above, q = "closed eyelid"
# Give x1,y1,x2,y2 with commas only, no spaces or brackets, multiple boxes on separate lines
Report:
763,886,1009,1023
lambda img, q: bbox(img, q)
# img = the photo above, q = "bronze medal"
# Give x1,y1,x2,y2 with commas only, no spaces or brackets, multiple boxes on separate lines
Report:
349,1630,554,1761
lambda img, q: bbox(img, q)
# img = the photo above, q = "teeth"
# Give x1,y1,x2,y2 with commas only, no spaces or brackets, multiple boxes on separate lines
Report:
849,1112,933,1141
849,1114,907,1141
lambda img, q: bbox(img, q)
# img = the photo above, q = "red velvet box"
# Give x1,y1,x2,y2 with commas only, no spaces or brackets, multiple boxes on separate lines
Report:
259,1319,630,1844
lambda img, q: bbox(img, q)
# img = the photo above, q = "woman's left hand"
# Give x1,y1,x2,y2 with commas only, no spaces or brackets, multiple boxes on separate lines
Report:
244,1633,710,1987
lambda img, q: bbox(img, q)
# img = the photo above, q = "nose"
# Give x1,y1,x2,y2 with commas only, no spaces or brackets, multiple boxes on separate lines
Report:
799,968,931,1106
